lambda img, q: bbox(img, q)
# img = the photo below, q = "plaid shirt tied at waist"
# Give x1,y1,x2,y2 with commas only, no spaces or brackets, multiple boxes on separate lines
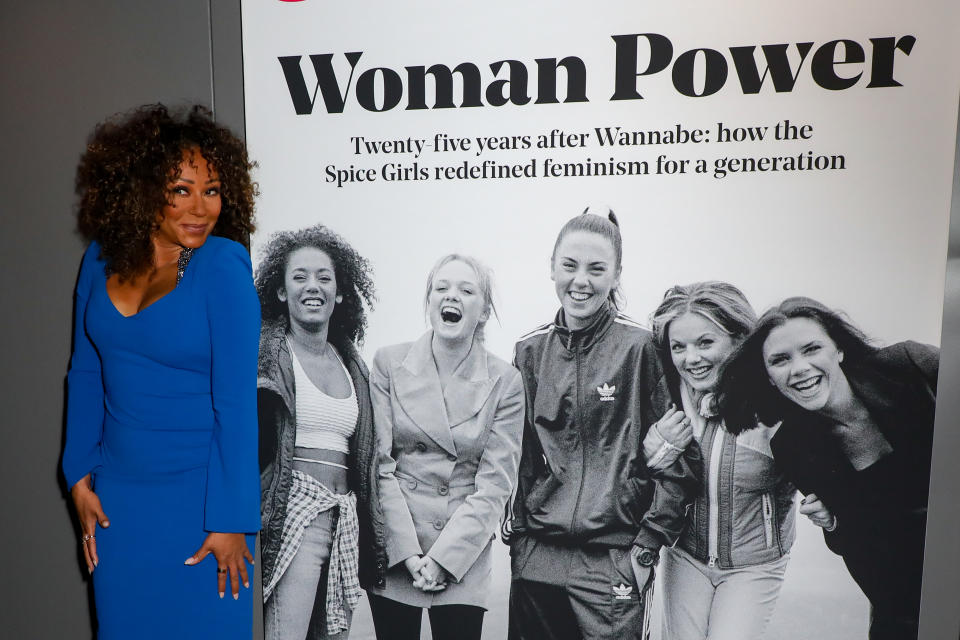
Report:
263,469,361,635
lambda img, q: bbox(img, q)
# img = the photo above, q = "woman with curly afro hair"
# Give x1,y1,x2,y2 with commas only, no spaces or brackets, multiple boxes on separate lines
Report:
63,104,262,639
255,224,387,640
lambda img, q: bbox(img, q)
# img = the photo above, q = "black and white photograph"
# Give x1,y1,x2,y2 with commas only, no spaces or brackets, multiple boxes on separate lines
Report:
240,1,958,639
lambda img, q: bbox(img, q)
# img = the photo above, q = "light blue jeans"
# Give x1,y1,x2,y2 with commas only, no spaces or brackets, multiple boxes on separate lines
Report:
264,462,352,640
660,546,788,640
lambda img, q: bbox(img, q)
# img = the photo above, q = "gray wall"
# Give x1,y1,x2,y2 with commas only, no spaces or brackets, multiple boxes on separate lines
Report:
0,2,957,638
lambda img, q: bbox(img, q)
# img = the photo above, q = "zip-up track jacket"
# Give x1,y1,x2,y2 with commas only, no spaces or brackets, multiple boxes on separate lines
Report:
679,409,796,568
507,304,701,550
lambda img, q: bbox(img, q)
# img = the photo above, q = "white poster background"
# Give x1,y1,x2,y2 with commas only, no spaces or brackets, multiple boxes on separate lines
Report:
242,2,960,637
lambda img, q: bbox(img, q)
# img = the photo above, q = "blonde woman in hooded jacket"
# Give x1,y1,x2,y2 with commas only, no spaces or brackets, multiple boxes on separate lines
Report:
645,282,795,640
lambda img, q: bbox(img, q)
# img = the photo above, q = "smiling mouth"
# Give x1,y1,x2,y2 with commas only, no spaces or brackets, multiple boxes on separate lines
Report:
440,306,462,324
182,224,207,233
568,291,592,302
302,297,325,308
790,375,822,396
686,365,712,378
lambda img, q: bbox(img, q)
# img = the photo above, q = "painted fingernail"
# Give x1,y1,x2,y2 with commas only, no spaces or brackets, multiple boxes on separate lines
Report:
219,592,224,599
233,593,239,600
244,582,250,588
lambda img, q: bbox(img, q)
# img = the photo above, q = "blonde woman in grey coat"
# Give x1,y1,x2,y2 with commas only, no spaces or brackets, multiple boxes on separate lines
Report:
367,254,524,640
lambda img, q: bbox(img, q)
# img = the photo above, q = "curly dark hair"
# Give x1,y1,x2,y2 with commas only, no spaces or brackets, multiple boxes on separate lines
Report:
717,296,877,433
76,103,257,280
255,224,375,350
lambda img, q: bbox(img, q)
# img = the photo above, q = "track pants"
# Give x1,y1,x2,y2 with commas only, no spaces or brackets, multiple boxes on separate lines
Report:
508,536,652,640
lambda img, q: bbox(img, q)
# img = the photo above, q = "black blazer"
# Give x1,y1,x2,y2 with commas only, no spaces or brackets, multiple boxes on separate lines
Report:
770,341,938,622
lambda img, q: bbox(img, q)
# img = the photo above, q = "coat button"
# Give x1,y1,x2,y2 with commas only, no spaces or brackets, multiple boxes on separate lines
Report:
376,561,384,570
407,479,418,490
376,579,386,587
416,442,428,452
438,485,448,496
433,519,445,530
447,454,457,462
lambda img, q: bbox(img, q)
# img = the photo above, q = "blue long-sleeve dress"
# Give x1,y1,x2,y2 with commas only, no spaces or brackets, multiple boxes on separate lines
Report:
62,236,261,639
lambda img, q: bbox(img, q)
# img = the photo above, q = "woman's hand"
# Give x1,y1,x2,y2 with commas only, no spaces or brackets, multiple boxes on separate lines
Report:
70,474,110,574
800,493,837,531
654,405,693,450
184,532,253,599
403,555,446,591
404,555,429,590
404,555,426,582
418,556,449,592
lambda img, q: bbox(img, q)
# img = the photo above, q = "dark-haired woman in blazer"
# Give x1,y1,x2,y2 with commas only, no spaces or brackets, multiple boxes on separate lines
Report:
718,297,939,640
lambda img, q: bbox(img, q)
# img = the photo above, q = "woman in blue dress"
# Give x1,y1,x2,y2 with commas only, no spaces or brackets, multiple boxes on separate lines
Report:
63,104,261,639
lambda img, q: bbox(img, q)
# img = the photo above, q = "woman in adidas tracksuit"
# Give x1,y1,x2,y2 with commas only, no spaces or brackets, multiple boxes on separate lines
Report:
506,211,700,640
644,282,796,640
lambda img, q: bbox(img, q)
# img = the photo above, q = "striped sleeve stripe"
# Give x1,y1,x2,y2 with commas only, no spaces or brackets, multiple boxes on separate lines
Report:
516,323,553,343
614,313,650,330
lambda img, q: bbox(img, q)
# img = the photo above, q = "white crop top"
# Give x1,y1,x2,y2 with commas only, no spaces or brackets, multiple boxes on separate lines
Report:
288,338,358,454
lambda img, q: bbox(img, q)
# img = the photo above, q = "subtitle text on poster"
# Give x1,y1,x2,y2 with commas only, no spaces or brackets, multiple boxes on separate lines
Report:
324,119,845,187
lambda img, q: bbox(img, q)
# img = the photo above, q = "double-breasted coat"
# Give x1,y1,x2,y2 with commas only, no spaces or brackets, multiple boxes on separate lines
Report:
366,330,525,608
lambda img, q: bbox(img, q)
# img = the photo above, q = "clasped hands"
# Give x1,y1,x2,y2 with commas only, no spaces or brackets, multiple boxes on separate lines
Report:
404,554,449,592
71,474,253,600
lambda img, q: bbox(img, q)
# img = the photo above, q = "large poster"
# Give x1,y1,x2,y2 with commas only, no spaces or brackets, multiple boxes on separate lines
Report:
242,2,959,638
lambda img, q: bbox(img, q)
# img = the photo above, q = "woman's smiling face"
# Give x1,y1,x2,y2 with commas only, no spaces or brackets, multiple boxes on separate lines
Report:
155,149,221,250
427,259,487,344
762,316,847,413
668,312,738,393
278,246,341,330
550,230,620,330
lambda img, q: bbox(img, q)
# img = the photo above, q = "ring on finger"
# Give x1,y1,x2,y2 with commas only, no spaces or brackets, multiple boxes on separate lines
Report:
217,567,228,574
82,534,95,543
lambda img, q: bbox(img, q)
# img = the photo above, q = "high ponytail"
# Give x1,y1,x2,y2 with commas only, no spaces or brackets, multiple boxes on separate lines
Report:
551,206,624,309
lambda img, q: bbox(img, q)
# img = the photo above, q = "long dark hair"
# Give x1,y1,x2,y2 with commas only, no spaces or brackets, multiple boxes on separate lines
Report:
717,296,877,433
254,224,375,352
